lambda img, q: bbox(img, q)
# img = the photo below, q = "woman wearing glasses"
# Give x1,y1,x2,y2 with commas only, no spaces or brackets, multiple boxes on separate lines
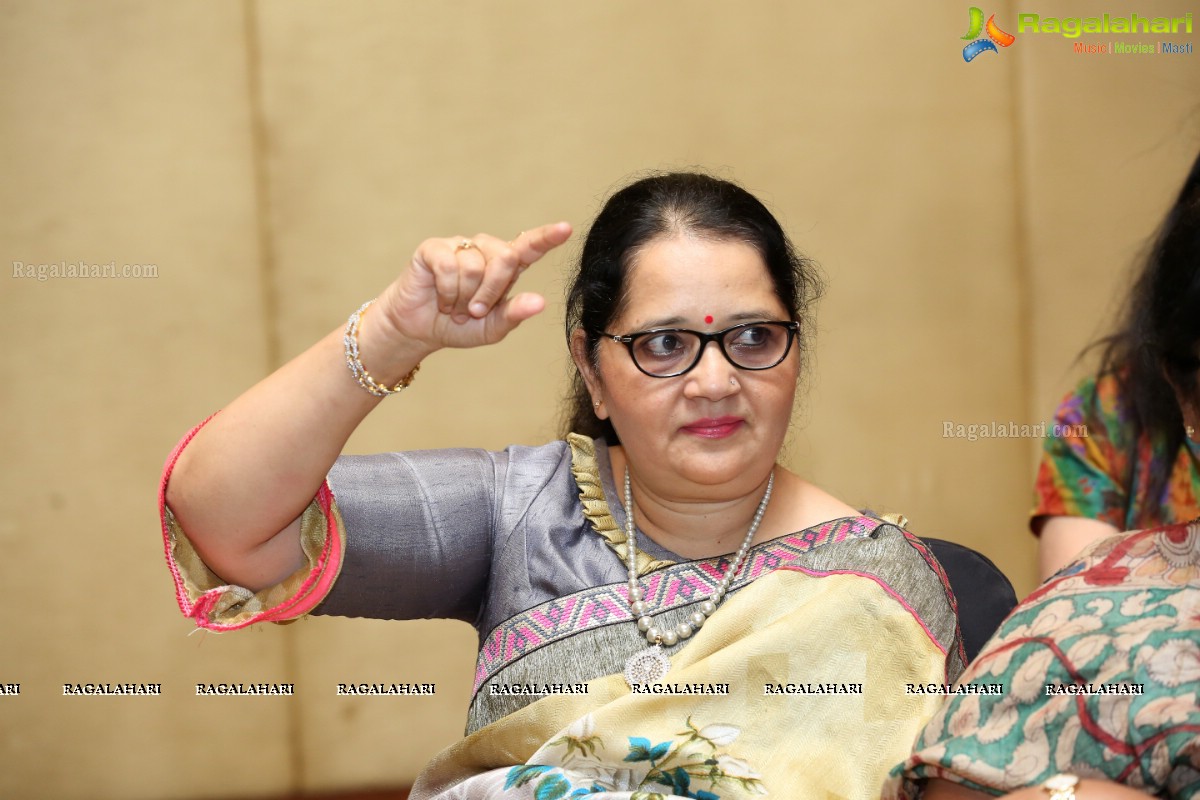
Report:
161,173,963,798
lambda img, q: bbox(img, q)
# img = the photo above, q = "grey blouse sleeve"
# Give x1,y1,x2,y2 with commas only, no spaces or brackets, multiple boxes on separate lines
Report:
311,441,572,627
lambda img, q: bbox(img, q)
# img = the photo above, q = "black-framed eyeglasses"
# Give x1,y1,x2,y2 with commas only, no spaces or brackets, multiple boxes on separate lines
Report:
601,320,800,378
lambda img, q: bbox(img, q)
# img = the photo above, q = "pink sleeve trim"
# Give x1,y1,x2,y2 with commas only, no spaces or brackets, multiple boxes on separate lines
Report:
158,414,344,631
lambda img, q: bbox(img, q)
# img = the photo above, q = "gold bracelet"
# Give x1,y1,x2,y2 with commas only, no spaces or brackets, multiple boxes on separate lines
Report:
343,300,420,397
1042,774,1080,800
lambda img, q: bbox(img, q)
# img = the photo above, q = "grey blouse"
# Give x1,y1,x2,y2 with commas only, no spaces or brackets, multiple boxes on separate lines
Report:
313,436,681,641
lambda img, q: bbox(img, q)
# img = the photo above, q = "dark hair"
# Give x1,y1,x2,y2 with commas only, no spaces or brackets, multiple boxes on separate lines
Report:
561,171,823,442
1090,149,1200,514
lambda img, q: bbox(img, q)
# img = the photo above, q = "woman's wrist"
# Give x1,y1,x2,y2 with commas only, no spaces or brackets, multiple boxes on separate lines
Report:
344,300,426,397
347,298,436,391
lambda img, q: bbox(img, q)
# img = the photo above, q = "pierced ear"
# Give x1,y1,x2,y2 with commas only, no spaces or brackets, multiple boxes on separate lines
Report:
1164,368,1191,407
1163,367,1200,434
570,328,607,419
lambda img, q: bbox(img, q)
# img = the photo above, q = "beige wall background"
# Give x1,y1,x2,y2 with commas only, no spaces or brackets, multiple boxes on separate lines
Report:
2,1,1197,797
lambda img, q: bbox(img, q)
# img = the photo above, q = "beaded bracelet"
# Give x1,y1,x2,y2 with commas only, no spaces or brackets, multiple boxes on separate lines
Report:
343,300,420,397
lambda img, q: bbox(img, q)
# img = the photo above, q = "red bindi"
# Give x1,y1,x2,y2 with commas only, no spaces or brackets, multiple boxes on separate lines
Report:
704,315,714,324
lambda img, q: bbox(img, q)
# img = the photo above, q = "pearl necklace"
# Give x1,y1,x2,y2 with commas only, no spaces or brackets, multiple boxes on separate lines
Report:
621,467,774,688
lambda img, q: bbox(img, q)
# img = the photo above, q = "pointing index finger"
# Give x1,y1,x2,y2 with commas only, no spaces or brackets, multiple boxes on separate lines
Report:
511,222,572,267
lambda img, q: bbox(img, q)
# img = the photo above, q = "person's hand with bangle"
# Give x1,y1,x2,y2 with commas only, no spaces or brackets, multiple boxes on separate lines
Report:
924,775,1159,800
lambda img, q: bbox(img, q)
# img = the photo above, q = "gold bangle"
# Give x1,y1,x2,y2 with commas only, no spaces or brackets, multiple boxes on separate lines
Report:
1042,774,1080,800
343,300,420,397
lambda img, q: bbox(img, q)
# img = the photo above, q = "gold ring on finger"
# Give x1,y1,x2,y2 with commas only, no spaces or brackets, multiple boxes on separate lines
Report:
456,238,476,251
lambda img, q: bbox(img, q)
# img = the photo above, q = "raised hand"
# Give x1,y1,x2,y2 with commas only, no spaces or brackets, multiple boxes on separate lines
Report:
376,221,572,352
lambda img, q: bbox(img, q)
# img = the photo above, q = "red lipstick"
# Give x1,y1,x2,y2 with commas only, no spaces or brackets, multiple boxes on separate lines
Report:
681,416,744,439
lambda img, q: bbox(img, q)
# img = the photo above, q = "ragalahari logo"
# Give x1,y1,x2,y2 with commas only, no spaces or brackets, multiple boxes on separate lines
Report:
962,7,1016,61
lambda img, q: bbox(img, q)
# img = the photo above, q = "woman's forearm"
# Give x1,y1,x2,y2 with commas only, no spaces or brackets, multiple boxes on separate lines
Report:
1037,515,1119,581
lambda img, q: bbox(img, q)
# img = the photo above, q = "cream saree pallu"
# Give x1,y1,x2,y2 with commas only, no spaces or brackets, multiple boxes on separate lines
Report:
414,523,965,800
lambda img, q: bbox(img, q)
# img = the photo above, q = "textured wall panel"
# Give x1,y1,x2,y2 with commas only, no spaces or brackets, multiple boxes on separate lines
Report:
0,2,291,798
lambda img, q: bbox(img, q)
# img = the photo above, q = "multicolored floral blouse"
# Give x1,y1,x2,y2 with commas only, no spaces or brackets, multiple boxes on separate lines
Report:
1032,373,1199,532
